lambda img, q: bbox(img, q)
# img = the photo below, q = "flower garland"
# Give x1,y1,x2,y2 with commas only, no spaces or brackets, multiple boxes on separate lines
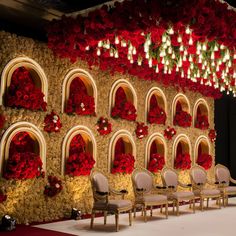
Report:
174,102,192,127
111,87,137,121
6,67,47,111
44,111,62,133
147,153,165,173
47,0,236,98
135,122,148,139
0,113,6,129
148,95,166,125
96,117,112,135
65,77,95,116
164,126,176,140
44,176,63,197
174,153,191,170
65,134,95,176
208,129,217,142
197,153,213,170
111,153,135,174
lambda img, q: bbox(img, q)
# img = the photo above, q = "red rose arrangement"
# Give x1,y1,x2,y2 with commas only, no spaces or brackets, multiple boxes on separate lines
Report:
148,153,165,173
197,153,213,170
44,111,62,133
208,129,217,142
111,153,135,174
65,134,95,176
135,122,148,139
44,175,63,197
174,102,192,127
174,153,191,170
6,67,47,111
148,95,166,125
111,87,137,121
195,115,209,130
96,117,112,135
0,114,6,129
0,188,7,203
65,77,95,116
164,126,177,140
4,132,44,180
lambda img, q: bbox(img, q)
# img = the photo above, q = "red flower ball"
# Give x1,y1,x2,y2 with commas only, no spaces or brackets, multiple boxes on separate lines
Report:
208,129,217,142
164,126,176,140
44,111,62,133
135,122,148,139
96,117,112,135
44,176,63,197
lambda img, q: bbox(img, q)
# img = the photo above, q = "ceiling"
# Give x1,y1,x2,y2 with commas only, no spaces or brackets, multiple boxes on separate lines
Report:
0,0,235,42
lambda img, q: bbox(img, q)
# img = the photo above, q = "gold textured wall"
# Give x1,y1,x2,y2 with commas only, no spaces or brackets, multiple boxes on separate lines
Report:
0,31,215,224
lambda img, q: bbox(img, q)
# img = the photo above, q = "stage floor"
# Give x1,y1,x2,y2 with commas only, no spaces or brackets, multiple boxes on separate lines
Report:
35,198,236,236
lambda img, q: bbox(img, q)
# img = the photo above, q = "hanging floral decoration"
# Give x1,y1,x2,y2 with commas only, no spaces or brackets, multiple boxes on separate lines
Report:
135,122,148,139
96,117,112,135
164,126,176,140
65,134,95,176
44,176,63,197
65,77,95,116
174,101,192,127
195,107,209,129
0,188,7,203
147,95,166,124
208,129,217,142
6,67,47,111
0,113,6,129
174,153,192,170
111,153,135,174
44,111,62,133
197,153,213,170
47,0,236,99
3,132,44,180
148,153,165,173
111,87,137,121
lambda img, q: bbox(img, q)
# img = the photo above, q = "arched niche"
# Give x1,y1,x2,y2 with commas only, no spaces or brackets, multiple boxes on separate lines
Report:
0,122,46,175
194,135,211,164
145,133,167,168
172,134,192,167
109,79,137,115
0,57,48,106
145,87,167,123
61,125,96,175
61,68,97,113
108,130,136,172
193,98,210,128
172,93,191,124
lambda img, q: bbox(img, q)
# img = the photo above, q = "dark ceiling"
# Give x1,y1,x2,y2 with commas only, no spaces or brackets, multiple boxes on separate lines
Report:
0,0,235,42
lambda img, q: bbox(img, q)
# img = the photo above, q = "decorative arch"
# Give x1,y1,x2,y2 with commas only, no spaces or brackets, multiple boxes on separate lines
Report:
62,68,97,113
108,130,136,172
145,87,167,123
61,125,96,175
109,79,137,115
194,135,211,164
0,122,46,175
145,133,167,168
193,98,210,128
0,57,48,105
172,134,192,167
172,93,191,124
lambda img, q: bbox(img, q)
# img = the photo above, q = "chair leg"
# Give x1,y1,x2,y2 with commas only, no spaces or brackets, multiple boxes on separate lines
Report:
200,197,203,211
150,206,153,217
90,210,95,229
218,196,221,209
104,211,107,225
192,199,195,213
173,202,175,213
144,207,147,222
160,205,163,213
207,198,209,208
129,210,132,226
115,213,119,232
165,203,168,219
176,201,179,216
133,207,136,218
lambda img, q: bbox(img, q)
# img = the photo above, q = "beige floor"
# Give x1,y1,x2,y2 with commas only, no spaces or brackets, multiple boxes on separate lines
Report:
35,198,236,236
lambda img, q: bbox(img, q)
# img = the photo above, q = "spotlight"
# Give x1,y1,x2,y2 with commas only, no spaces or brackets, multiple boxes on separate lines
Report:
71,208,81,220
1,215,16,231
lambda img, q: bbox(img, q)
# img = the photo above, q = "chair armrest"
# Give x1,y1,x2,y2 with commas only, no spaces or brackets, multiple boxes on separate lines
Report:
230,177,236,184
178,181,192,188
96,191,109,196
206,179,217,186
110,188,128,199
155,185,167,189
193,183,204,190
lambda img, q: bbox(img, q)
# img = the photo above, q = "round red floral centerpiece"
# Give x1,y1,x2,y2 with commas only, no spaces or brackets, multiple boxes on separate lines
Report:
6,67,47,111
174,102,192,127
135,122,148,139
44,176,63,197
111,87,137,121
65,134,95,176
44,111,62,133
65,77,95,116
164,126,176,140
96,117,112,135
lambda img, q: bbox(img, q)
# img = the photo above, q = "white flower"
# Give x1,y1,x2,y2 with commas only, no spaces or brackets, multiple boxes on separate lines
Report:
80,103,85,108
102,119,106,123
82,108,85,111
55,183,60,189
171,131,175,134
139,135,144,138
104,127,107,131
53,115,58,121
55,127,59,131
139,129,143,133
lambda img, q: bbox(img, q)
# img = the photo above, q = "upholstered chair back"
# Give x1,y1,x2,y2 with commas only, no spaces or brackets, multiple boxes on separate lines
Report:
215,165,230,185
133,171,153,194
162,168,178,188
191,166,207,185
92,172,109,193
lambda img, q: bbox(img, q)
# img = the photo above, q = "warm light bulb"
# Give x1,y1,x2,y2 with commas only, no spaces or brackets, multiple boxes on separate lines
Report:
185,26,191,34
98,41,102,47
115,36,119,44
177,35,182,43
85,46,90,51
97,48,101,56
189,37,193,45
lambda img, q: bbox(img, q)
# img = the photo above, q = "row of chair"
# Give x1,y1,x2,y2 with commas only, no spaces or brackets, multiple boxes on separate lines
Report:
90,164,236,232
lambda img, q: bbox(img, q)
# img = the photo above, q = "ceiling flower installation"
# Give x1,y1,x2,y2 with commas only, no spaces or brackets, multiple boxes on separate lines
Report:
47,0,236,99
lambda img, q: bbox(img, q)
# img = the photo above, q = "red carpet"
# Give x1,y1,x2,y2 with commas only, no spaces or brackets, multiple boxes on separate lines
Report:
0,225,76,236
